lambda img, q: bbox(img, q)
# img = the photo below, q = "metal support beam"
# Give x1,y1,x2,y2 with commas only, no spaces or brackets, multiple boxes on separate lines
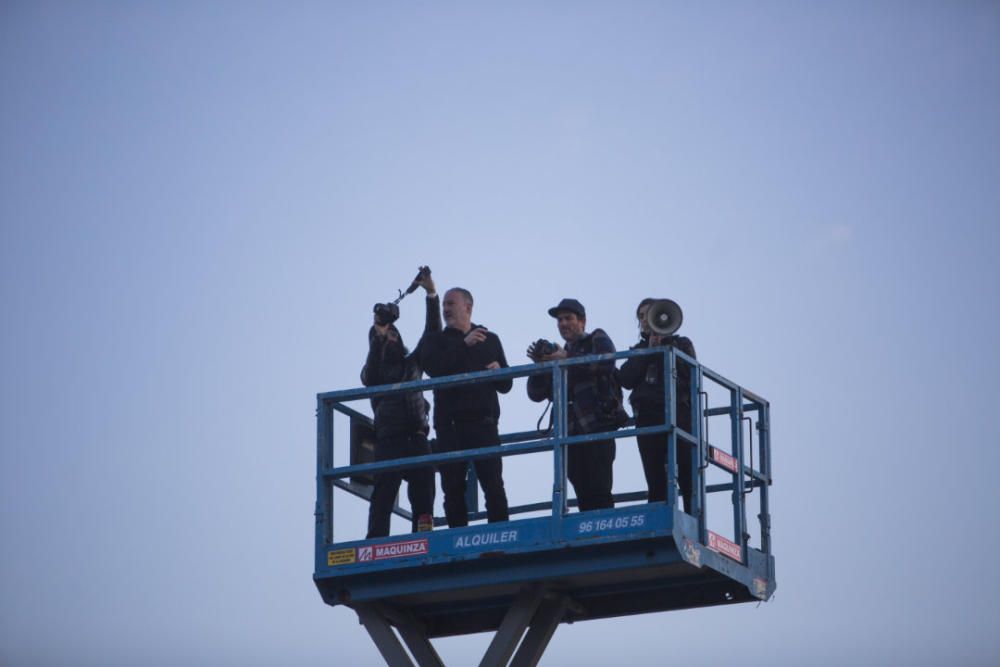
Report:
355,589,574,667
354,603,445,667
510,594,571,667
479,585,547,667
356,604,416,667
398,625,445,667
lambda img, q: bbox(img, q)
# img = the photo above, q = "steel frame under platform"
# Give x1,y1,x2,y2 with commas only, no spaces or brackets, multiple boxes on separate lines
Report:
354,585,571,667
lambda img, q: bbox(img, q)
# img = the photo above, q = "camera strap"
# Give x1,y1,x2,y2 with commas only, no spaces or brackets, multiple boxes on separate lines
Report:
536,400,553,434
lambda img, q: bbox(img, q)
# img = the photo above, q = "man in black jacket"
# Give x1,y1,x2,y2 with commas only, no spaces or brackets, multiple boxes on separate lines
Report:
418,287,511,528
527,298,622,512
619,298,697,512
360,273,440,538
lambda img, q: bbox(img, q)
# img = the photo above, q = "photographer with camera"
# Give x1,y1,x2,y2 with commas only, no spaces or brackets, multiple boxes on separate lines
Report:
527,298,626,512
619,297,697,512
418,287,511,528
360,267,440,538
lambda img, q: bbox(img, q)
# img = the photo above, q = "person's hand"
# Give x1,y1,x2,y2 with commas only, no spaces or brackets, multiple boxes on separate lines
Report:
545,345,568,361
416,267,436,294
485,361,500,370
649,333,664,347
527,341,567,362
464,327,488,347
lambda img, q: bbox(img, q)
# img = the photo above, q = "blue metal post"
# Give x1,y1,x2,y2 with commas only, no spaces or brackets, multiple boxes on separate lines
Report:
690,361,705,533
664,348,677,509
731,388,747,561
759,401,772,556
551,365,567,526
465,465,479,518
315,397,334,570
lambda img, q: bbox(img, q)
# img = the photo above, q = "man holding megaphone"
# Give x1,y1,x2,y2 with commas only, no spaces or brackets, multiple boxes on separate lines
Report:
619,298,698,513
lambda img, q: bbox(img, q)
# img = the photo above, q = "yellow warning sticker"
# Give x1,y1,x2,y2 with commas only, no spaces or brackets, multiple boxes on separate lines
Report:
327,548,356,566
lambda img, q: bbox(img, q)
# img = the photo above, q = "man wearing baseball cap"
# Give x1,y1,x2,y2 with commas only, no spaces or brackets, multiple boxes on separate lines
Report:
527,298,626,511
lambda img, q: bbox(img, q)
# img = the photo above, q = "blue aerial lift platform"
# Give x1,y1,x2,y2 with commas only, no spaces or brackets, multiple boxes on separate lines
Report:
314,347,774,666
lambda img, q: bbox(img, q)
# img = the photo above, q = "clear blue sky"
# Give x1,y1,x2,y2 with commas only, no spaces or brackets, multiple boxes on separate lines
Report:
2,2,998,665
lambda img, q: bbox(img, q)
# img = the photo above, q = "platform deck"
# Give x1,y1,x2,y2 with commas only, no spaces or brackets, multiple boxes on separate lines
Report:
314,504,773,637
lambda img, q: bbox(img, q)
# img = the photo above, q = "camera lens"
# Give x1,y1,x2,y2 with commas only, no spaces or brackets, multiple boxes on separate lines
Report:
373,302,400,325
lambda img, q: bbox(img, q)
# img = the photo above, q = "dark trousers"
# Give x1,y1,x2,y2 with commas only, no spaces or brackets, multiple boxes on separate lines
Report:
366,431,435,539
636,405,694,513
567,436,616,511
435,420,509,528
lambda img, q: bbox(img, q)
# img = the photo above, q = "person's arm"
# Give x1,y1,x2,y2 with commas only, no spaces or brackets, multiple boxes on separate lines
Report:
417,265,440,337
409,269,440,357
425,293,442,335
491,335,513,394
411,293,442,363
593,332,619,392
618,341,650,390
590,329,616,355
674,336,697,407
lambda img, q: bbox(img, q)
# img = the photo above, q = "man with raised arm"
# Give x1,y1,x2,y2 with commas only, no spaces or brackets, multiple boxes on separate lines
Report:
418,287,511,528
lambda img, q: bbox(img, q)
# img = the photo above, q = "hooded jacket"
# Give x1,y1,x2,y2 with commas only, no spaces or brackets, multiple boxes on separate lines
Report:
360,295,441,439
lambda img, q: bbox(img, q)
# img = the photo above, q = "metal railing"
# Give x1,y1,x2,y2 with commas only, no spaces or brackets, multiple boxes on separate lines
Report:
315,347,771,571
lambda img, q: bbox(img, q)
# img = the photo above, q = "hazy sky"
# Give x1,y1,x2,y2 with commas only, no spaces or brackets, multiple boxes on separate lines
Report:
2,2,998,665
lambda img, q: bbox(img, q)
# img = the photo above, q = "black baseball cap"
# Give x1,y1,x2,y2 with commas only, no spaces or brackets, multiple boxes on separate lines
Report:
548,298,586,319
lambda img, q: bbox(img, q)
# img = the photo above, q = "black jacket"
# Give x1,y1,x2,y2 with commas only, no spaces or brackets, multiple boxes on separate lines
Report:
619,335,697,416
527,328,624,434
361,295,441,439
418,324,512,426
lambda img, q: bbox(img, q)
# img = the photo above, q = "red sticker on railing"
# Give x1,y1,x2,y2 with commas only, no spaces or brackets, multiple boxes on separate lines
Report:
709,446,739,474
707,531,742,563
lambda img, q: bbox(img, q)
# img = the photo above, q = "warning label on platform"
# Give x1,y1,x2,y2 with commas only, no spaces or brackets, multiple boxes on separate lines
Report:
707,531,742,563
365,538,429,561
327,548,356,566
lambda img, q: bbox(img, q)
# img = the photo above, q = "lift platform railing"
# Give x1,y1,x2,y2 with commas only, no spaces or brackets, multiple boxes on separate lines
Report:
315,347,771,572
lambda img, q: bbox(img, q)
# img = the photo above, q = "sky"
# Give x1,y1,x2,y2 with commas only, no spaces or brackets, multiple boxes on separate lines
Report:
2,1,999,665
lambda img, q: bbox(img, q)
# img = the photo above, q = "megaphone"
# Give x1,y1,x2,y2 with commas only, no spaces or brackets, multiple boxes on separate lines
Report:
646,299,683,336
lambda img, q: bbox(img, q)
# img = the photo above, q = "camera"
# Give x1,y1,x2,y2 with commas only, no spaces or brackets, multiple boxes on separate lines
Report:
371,266,432,325
528,338,559,361
373,302,400,326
